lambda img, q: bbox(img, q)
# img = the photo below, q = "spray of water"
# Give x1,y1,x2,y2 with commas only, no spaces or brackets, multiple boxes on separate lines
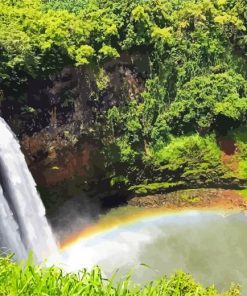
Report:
50,194,101,243
56,209,247,293
0,117,57,262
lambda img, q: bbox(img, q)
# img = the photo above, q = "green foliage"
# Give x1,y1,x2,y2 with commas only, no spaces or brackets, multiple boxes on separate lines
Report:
106,101,145,168
180,193,202,204
0,0,118,95
166,71,247,134
0,255,240,295
42,0,89,12
95,68,110,91
110,175,129,187
74,45,95,65
3,0,247,191
129,182,183,195
150,134,229,186
237,189,247,201
99,45,120,59
227,126,247,178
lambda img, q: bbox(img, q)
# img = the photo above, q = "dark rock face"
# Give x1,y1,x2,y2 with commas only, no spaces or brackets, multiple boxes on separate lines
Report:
1,52,148,135
21,127,101,187
0,53,148,205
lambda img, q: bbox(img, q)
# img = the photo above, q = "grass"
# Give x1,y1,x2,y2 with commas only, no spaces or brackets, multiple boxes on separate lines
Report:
0,255,241,295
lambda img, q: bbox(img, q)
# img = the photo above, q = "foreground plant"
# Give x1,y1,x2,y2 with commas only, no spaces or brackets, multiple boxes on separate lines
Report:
0,255,240,295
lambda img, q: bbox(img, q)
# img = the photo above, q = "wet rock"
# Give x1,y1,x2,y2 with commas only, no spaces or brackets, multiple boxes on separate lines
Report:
128,189,247,210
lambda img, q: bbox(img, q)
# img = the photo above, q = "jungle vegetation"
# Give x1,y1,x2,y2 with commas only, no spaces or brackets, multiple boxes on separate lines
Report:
0,255,241,295
1,0,247,192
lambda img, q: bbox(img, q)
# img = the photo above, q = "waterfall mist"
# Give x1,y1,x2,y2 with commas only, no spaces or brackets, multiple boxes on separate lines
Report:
0,117,57,262
50,193,101,243
58,210,247,293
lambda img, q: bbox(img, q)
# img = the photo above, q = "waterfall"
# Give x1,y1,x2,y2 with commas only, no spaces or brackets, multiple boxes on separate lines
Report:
0,117,57,262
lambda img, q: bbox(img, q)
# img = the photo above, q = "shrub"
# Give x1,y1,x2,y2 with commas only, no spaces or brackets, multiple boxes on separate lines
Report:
151,134,229,186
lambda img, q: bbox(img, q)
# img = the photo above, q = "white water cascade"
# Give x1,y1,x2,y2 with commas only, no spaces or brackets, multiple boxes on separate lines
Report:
0,117,57,262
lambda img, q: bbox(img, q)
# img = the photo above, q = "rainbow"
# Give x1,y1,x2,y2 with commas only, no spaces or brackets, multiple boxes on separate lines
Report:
60,206,242,251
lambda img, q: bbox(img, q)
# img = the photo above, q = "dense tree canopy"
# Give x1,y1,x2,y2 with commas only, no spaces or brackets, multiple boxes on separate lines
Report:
1,0,247,190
